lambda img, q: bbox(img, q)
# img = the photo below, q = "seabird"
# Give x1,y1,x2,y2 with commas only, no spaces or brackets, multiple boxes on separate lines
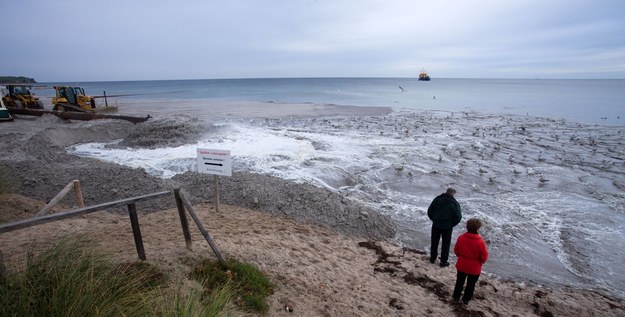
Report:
398,86,406,92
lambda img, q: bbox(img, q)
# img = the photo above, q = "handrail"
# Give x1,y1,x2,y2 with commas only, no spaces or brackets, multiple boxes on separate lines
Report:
0,191,171,233
1,189,225,265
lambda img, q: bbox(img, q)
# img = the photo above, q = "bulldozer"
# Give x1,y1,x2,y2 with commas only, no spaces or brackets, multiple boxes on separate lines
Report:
1,84,44,109
4,84,149,123
52,86,117,112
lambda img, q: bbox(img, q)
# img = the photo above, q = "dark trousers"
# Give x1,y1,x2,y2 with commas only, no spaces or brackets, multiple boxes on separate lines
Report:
453,271,480,303
430,226,453,263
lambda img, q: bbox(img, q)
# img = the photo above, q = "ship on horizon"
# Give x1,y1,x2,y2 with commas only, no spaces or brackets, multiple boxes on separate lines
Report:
418,70,431,81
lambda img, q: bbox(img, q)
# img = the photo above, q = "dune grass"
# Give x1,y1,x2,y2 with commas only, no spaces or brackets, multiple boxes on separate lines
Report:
0,235,274,316
0,236,165,316
190,258,275,314
0,236,231,317
158,280,234,317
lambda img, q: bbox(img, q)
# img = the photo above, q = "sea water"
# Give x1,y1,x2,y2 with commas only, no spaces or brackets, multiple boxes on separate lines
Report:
40,78,625,126
57,78,625,297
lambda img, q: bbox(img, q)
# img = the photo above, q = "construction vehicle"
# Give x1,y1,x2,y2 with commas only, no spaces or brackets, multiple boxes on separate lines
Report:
1,84,44,109
5,85,150,123
51,86,118,112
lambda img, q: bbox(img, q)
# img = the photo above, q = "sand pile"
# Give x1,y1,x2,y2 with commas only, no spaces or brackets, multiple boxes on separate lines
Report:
114,115,205,149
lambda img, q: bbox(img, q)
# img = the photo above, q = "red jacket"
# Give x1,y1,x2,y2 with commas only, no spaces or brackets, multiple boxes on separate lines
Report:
454,232,488,275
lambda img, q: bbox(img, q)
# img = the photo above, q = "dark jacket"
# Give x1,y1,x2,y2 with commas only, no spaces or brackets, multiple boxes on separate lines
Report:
427,193,462,229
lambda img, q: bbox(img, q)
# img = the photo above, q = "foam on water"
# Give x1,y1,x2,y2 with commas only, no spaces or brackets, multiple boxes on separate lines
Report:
68,111,625,297
71,141,197,178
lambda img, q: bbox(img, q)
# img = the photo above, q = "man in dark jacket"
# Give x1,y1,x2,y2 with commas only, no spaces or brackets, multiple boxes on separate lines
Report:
427,187,462,267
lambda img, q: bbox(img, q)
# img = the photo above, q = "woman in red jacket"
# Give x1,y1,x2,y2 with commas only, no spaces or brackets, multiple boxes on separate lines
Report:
452,218,489,305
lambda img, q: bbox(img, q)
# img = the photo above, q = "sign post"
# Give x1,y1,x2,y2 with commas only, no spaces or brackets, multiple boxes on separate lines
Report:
197,148,232,213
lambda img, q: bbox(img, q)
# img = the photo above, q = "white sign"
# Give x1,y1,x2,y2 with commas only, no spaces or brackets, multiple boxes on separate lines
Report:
197,148,232,176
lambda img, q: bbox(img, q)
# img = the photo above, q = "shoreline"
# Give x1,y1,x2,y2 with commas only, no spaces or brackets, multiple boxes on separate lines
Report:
118,99,394,121
1,104,625,315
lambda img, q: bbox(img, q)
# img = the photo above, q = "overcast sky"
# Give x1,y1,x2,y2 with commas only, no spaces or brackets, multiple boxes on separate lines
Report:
2,0,624,82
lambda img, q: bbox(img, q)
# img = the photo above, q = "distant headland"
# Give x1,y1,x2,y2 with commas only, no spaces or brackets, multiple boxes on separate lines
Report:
0,76,37,84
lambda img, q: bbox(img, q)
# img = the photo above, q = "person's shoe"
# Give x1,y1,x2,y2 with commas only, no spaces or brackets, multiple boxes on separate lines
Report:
439,262,450,267
429,258,436,264
452,296,461,303
462,299,470,305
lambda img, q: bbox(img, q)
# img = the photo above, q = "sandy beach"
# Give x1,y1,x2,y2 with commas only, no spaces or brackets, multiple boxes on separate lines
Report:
1,105,625,316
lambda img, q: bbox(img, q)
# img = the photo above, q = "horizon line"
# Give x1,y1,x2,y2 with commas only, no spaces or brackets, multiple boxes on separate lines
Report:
33,76,625,83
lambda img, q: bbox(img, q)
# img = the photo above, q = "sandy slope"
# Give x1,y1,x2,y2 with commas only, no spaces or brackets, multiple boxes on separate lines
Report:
1,195,624,317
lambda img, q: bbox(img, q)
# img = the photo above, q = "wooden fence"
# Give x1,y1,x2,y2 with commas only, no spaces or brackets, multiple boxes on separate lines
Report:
0,188,225,264
35,180,85,218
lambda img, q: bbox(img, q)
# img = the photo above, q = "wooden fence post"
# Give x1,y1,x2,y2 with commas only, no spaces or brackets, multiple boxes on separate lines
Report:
214,175,220,213
178,191,227,266
174,188,193,251
127,203,146,261
36,180,85,218
35,181,75,217
73,180,85,208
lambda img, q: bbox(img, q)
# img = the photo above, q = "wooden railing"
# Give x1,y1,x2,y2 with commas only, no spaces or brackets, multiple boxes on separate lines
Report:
0,188,225,265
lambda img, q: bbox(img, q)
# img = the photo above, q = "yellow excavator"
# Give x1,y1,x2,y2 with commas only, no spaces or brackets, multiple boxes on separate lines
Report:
52,86,118,112
1,84,45,109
